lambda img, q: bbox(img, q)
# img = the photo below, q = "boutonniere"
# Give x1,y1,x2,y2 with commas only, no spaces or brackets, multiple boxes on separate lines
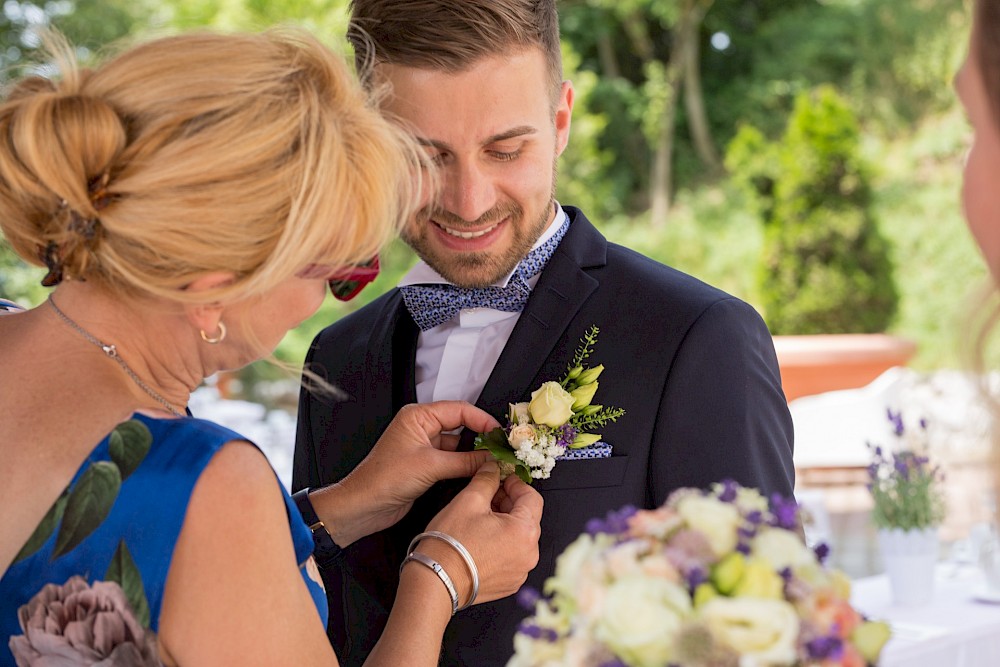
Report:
474,325,626,483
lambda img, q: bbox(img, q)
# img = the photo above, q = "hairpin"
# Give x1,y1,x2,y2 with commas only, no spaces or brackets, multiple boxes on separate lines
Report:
68,210,99,240
37,241,64,287
87,171,114,211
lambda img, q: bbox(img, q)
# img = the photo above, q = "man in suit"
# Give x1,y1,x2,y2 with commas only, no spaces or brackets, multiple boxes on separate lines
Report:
294,1,794,664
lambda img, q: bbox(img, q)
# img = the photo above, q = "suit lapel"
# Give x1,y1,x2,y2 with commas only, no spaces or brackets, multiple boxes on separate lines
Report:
474,208,607,419
361,290,418,417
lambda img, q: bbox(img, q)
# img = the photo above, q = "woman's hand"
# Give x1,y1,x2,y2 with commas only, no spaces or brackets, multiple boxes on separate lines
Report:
416,461,543,606
310,401,499,547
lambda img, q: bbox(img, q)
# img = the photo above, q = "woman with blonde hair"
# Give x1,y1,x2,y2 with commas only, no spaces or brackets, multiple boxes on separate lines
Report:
0,30,541,666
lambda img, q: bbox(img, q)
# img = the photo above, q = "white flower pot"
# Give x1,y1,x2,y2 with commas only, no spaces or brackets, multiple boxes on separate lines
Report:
980,533,1000,595
877,527,939,605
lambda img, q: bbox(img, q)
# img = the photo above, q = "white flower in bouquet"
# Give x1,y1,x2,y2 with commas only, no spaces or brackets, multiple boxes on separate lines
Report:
595,576,690,667
675,494,742,558
545,533,607,603
510,402,532,425
510,423,539,449
529,382,576,428
751,526,816,572
509,481,893,667
699,596,800,665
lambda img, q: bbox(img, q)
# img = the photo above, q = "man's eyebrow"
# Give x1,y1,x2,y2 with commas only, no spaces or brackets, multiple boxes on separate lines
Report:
415,126,538,152
485,126,537,144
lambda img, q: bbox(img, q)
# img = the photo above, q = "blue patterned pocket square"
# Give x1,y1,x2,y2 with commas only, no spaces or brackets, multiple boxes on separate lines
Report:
557,442,613,460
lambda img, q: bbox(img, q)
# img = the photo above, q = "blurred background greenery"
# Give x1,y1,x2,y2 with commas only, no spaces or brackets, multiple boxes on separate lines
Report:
0,0,984,405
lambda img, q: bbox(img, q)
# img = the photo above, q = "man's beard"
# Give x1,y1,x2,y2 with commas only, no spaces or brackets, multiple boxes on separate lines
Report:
404,196,554,288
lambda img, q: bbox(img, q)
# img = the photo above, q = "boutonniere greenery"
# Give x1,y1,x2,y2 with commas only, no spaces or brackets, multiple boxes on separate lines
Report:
474,325,625,483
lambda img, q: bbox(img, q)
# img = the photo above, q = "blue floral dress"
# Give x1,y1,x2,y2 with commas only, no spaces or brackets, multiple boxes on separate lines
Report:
0,413,328,665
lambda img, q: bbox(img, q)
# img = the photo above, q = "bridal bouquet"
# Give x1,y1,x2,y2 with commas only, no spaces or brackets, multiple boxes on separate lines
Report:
509,482,891,667
475,326,625,482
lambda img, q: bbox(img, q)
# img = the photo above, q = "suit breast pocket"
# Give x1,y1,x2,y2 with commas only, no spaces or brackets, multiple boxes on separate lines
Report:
534,454,630,491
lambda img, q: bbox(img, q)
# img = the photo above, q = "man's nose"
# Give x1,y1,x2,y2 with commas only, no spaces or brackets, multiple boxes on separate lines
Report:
439,159,496,224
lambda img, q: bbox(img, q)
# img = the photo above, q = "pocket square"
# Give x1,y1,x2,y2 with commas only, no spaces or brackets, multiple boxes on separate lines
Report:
557,442,613,460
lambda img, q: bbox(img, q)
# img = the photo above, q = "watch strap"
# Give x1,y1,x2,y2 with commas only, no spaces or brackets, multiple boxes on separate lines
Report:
292,488,344,569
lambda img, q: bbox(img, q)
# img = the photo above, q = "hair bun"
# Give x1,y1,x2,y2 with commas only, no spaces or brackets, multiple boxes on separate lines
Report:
0,65,127,282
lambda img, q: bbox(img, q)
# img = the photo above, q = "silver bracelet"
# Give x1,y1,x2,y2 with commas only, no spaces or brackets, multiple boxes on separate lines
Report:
407,531,480,611
400,551,459,616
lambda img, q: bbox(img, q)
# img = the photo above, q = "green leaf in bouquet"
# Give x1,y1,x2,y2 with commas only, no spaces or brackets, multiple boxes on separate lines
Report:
474,428,533,484
109,420,153,481
570,406,626,431
513,465,532,484
561,325,600,386
53,461,122,559
105,540,152,629
13,488,69,564
474,428,516,462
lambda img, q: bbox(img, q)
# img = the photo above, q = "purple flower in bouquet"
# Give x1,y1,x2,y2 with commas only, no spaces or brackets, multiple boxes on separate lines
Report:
9,576,160,667
585,505,637,537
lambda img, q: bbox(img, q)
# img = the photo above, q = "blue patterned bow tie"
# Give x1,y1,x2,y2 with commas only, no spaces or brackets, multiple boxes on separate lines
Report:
401,216,570,331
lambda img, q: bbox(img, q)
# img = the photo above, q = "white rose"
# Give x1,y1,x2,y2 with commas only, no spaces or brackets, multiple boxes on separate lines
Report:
698,597,799,666
595,576,690,667
751,527,815,571
510,424,539,450
734,487,770,515
676,495,742,557
575,576,607,618
509,632,563,667
627,507,683,540
509,402,532,425
545,534,603,601
529,381,576,428
640,552,682,582
605,540,647,579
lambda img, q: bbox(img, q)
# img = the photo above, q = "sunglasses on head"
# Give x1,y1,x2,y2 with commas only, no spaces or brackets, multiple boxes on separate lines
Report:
296,256,380,301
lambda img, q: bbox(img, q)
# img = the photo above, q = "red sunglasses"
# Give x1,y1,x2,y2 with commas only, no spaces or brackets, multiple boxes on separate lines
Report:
297,256,380,301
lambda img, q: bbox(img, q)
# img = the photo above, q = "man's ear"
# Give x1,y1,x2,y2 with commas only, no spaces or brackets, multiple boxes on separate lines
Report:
182,271,235,335
555,80,574,157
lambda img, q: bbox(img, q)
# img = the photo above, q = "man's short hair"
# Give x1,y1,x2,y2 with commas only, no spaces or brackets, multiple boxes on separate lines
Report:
348,0,563,100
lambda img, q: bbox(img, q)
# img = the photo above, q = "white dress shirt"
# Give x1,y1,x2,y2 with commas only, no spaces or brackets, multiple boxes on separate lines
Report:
399,205,568,405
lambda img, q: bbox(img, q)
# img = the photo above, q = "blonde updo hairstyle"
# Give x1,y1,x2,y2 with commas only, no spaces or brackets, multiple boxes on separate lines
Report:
0,30,422,305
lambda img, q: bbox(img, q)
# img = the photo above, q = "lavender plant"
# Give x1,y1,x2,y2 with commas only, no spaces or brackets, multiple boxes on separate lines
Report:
867,410,946,531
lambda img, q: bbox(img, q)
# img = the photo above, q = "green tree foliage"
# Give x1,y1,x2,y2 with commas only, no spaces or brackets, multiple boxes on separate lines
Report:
556,0,965,222
727,85,898,334
0,1,148,80
153,0,348,39
561,0,719,222
555,42,620,223
0,0,152,306
705,0,966,139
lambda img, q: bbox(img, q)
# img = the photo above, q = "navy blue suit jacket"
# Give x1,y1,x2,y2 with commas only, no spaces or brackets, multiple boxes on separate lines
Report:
293,207,794,666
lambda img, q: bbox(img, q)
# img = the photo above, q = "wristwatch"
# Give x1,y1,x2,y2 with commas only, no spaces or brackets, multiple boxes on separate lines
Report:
291,488,344,569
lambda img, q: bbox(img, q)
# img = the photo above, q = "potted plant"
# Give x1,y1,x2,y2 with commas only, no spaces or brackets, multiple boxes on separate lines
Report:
726,86,915,402
867,409,946,605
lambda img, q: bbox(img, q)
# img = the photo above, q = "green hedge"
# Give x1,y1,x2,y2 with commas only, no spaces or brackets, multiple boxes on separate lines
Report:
727,85,898,334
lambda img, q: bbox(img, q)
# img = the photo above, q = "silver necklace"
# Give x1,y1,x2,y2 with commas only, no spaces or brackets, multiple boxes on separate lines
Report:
47,296,185,417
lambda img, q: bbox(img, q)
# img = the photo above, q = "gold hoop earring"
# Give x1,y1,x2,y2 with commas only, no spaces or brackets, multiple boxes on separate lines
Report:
200,321,227,344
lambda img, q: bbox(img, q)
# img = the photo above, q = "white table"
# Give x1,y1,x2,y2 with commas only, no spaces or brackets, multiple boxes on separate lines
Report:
850,564,1000,666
